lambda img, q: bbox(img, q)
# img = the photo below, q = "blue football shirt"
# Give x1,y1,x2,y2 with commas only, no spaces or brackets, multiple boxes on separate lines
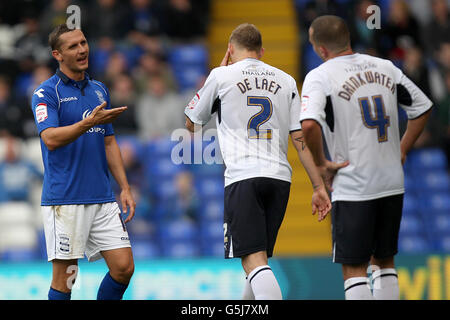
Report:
31,69,116,205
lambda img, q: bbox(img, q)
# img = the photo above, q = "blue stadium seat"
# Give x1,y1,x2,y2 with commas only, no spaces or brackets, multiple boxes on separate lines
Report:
200,239,224,257
152,179,177,201
168,44,208,69
402,193,418,216
427,213,450,235
168,44,208,91
303,43,323,74
398,235,431,253
408,148,448,172
158,220,198,242
196,177,224,199
161,240,200,258
433,235,450,252
0,248,38,262
199,198,223,222
147,139,179,157
200,220,223,241
421,172,450,193
190,163,224,179
131,240,161,259
420,193,450,214
147,157,184,178
399,214,423,235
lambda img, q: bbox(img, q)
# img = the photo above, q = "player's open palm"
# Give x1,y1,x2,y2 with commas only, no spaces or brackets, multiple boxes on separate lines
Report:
89,101,128,125
311,185,332,222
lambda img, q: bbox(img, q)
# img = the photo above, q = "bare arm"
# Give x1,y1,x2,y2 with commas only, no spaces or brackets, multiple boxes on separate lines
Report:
290,130,331,221
40,101,127,151
290,130,324,190
105,135,135,223
301,119,349,192
400,109,432,164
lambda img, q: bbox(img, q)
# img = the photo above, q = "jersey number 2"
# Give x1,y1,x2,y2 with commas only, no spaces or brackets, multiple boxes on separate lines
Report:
358,95,390,142
247,96,273,139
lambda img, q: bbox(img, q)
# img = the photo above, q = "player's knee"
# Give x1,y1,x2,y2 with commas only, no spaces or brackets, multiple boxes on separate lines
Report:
111,261,134,283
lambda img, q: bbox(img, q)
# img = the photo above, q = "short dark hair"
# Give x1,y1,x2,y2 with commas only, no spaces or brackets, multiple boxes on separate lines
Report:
310,15,351,53
48,24,74,51
229,23,262,52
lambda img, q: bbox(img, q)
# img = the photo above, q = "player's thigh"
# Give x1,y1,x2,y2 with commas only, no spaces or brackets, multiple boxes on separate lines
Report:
241,250,268,275
331,199,377,264
224,178,267,259
85,202,131,262
259,178,290,258
41,205,92,261
373,194,403,260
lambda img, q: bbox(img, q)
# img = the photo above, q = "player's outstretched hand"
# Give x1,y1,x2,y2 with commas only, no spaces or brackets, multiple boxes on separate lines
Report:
311,184,332,222
120,188,136,223
319,160,350,192
88,101,128,126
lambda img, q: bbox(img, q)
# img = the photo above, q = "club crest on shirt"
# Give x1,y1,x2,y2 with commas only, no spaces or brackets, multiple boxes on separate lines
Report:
95,90,105,104
301,96,309,112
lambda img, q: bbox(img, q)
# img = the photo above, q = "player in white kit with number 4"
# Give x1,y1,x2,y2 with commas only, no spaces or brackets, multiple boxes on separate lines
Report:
300,15,433,300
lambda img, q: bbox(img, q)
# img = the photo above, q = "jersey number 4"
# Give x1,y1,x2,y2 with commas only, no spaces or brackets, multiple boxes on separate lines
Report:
358,95,390,143
247,96,273,139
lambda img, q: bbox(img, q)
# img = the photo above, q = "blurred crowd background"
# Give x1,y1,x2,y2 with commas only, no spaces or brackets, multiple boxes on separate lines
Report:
0,0,448,262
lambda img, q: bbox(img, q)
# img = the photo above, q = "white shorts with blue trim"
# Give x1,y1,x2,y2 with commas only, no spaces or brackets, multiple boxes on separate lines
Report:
42,202,131,262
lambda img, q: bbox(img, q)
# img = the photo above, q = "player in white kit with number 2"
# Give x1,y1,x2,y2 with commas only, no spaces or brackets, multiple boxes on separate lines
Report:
185,23,332,300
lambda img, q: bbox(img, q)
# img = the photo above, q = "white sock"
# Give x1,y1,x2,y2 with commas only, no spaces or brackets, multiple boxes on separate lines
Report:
242,276,255,300
248,265,282,300
344,277,374,300
371,268,399,300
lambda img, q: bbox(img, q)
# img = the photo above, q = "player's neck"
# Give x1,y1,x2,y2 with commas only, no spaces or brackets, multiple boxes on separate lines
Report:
325,48,354,61
232,51,260,63
59,64,85,81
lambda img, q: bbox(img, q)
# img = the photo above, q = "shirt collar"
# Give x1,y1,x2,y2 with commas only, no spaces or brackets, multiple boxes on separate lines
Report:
56,68,90,89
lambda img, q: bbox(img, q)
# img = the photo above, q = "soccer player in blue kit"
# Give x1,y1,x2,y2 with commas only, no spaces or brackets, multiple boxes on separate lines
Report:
31,24,136,300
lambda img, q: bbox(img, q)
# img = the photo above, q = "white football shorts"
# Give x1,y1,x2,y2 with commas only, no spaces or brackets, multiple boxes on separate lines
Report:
42,202,131,262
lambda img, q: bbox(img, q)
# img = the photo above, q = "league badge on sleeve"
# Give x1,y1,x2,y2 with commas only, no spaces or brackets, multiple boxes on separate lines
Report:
301,95,309,112
35,103,48,123
187,93,200,109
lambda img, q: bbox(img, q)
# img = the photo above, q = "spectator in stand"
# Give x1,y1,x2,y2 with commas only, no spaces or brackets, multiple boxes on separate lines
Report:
127,0,162,38
100,51,129,87
39,0,72,40
14,14,50,65
348,0,378,53
132,51,177,94
109,73,138,136
435,71,450,166
0,76,31,139
86,0,131,41
162,170,199,223
423,0,450,58
0,136,42,203
136,75,185,139
161,0,209,40
402,46,432,99
375,0,422,62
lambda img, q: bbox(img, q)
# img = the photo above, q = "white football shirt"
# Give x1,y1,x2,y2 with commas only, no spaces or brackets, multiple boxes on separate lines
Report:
185,58,302,186
300,53,433,201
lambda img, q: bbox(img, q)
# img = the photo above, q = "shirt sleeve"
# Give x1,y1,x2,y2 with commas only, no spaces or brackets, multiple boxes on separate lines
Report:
31,85,59,135
299,69,327,126
289,78,302,132
390,61,433,119
184,68,220,125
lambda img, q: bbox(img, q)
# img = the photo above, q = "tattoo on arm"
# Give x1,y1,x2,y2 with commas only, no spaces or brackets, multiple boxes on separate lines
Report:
295,135,306,151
